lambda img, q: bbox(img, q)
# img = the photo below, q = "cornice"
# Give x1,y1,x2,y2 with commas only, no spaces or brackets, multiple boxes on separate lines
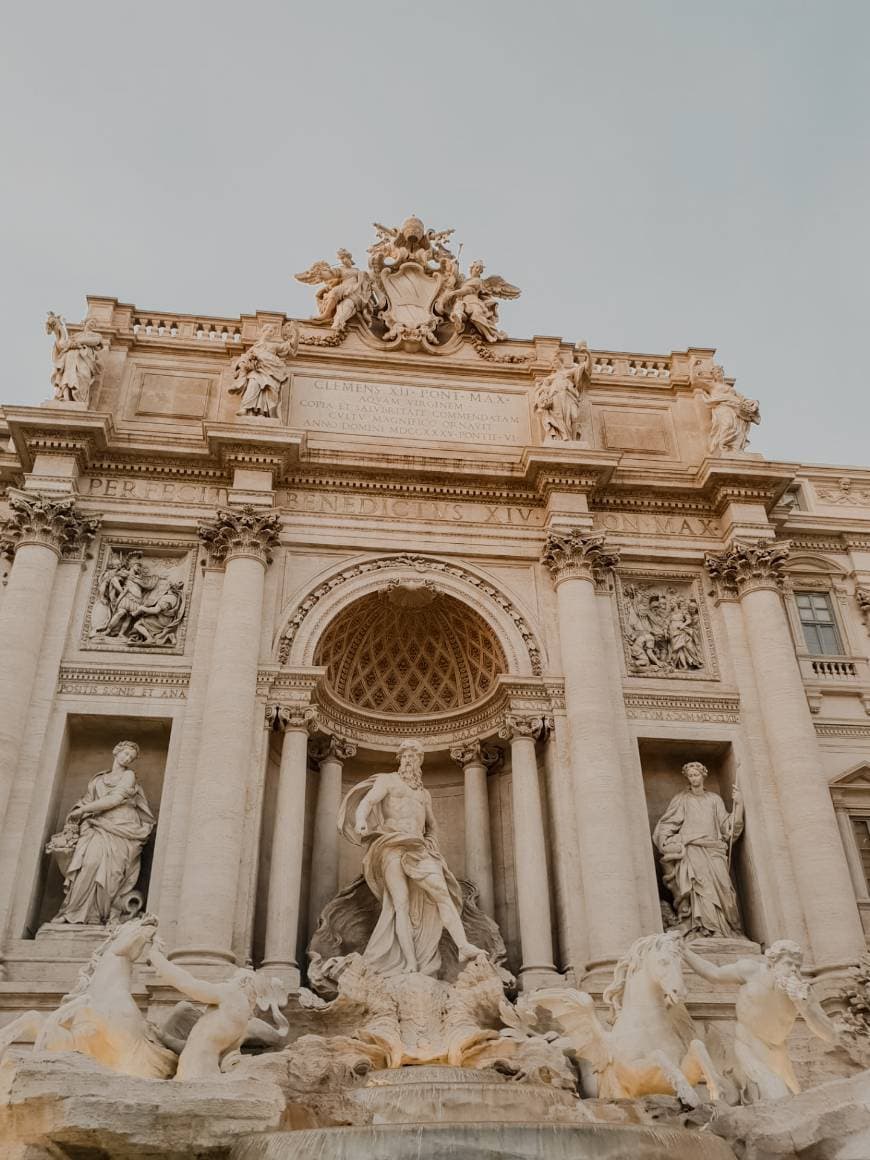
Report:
57,664,190,698
1,407,115,474
623,690,740,723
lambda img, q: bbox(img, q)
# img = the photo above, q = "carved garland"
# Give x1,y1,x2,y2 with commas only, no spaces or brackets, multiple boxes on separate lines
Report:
277,553,543,676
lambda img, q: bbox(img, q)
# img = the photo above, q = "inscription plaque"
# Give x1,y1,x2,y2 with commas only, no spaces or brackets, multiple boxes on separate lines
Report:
289,375,531,445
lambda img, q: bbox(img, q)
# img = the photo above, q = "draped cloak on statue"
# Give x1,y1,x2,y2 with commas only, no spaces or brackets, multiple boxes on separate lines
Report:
338,775,464,978
653,789,743,937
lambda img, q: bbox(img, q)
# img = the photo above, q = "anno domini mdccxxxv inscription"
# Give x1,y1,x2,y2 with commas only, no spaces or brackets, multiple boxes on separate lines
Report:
289,375,531,444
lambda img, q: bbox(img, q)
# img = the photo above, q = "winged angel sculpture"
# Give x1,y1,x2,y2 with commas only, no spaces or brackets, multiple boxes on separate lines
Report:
294,216,520,352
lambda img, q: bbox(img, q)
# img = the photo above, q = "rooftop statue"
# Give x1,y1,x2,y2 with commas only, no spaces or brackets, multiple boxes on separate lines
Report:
45,312,105,405
228,321,297,418
533,346,591,442
295,216,520,352
691,358,760,454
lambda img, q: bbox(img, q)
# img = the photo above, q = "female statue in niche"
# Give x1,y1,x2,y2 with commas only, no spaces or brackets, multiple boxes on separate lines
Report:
47,740,155,925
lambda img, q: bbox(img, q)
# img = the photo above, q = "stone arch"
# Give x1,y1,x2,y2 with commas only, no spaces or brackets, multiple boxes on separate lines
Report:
276,553,544,679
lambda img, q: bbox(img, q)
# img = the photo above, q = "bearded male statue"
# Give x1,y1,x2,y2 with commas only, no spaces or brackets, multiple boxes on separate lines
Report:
338,739,483,978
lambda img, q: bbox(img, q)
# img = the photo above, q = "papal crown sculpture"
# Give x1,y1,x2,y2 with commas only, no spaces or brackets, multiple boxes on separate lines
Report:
295,215,520,354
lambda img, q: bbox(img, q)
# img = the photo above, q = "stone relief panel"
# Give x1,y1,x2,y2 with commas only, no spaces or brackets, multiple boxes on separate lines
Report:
615,571,718,679
82,538,197,655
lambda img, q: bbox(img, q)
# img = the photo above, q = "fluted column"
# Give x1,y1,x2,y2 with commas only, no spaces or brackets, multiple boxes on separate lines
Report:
0,490,99,825
498,714,559,990
450,740,501,918
706,540,865,969
262,704,318,986
172,507,280,966
308,733,357,931
541,530,642,970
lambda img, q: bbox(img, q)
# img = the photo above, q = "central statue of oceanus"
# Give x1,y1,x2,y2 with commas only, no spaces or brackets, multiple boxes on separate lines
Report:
338,739,484,977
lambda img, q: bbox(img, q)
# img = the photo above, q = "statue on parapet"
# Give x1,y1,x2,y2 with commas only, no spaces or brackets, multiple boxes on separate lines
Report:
338,739,484,978
533,346,591,442
228,321,298,418
295,250,372,332
691,358,760,454
681,939,840,1102
46,312,105,405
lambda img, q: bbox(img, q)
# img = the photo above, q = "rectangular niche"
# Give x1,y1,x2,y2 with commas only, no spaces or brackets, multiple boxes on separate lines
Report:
31,714,171,934
81,537,197,655
638,737,762,944
615,570,718,680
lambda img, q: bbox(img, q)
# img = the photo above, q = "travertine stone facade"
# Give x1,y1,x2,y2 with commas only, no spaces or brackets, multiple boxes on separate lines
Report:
3,224,870,1073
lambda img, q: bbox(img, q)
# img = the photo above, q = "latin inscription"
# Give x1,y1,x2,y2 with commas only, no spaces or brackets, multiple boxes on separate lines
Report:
86,477,227,505
278,490,546,526
593,511,719,537
289,376,531,445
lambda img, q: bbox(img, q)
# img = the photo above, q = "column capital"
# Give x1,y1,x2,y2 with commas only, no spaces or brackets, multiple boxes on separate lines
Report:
266,703,318,733
450,739,503,771
541,529,619,586
311,733,357,763
498,713,550,743
0,488,101,561
705,538,790,598
198,505,281,567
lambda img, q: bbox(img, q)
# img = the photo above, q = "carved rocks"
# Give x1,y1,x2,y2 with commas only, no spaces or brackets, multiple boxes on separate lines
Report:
88,546,191,649
296,216,520,353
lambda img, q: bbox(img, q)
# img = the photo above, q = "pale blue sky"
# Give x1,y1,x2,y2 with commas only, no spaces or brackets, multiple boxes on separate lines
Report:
2,1,867,465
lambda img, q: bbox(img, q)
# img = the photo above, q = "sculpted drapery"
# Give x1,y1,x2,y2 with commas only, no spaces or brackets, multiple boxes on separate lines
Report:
653,762,744,938
49,741,155,925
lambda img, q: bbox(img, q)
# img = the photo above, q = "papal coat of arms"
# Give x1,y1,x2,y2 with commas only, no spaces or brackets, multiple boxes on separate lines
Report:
295,216,520,353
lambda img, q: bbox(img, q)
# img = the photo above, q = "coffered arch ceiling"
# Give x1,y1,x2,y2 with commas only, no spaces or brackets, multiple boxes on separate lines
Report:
314,588,507,716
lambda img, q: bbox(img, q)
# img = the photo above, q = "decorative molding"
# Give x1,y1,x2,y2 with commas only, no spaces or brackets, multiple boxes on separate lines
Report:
705,539,790,598
0,489,101,561
198,505,281,566
815,722,870,739
449,740,503,770
623,691,740,723
57,664,190,699
498,713,549,742
310,733,358,763
615,569,718,680
540,529,619,586
265,703,319,733
278,553,543,677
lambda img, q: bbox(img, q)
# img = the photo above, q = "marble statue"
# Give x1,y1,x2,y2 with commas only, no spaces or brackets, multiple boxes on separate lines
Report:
147,944,289,1080
653,761,744,938
45,312,105,404
228,322,297,417
295,250,372,332
691,359,760,454
438,259,520,344
91,549,186,647
46,740,155,925
622,583,703,674
0,915,177,1078
681,939,840,1102
533,351,588,441
525,932,724,1106
338,739,483,978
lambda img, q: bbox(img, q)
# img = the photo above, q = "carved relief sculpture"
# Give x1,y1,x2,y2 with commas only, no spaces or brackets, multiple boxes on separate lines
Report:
621,581,704,674
46,740,155,925
691,358,760,454
228,321,298,417
295,216,520,353
653,761,744,938
89,548,188,648
682,939,840,1101
533,348,589,442
45,312,106,404
337,739,484,978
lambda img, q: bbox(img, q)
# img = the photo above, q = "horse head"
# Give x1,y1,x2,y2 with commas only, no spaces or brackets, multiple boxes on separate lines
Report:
604,932,687,1016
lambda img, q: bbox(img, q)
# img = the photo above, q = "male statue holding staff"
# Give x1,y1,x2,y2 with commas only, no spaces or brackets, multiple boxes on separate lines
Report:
338,739,483,978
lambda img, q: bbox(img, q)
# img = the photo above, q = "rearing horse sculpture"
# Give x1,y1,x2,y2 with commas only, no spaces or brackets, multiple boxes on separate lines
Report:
520,932,723,1106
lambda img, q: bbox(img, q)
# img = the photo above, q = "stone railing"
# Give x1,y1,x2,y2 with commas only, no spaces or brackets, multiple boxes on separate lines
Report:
592,354,670,381
131,315,243,344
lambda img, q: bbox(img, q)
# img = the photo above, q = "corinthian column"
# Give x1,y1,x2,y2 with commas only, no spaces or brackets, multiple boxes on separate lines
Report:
498,714,559,990
706,540,865,969
450,740,501,918
308,733,357,931
541,530,642,970
0,491,100,824
172,507,280,966
262,703,318,986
